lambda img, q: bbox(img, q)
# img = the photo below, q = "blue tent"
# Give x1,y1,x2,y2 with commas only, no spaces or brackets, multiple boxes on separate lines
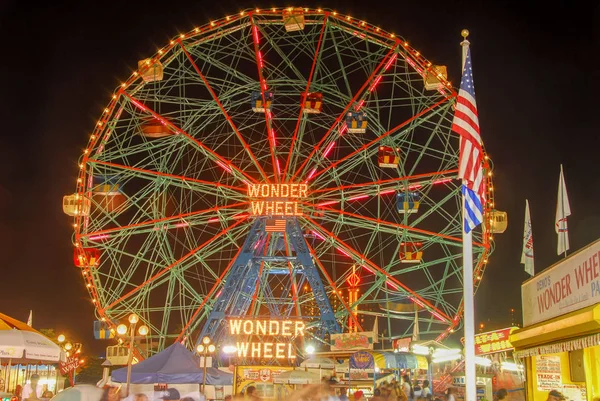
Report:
111,342,233,385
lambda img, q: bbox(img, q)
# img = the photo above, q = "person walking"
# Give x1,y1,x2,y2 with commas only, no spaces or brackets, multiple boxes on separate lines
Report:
494,389,508,401
21,375,42,400
421,381,431,400
401,375,413,401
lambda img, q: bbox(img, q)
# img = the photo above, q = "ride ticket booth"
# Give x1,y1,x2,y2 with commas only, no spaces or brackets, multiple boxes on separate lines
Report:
510,239,600,401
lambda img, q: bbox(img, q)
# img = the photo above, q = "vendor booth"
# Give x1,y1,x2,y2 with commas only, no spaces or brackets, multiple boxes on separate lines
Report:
0,312,64,395
510,239,600,401
111,342,233,401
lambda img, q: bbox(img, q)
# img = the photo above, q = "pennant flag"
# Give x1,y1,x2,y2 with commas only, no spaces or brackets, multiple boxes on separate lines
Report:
555,165,571,255
372,316,379,342
265,219,286,233
27,310,32,327
412,310,420,342
521,200,535,276
452,46,485,233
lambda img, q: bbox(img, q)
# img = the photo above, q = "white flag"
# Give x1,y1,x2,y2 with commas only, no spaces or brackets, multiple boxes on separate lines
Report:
27,310,32,327
555,165,571,255
412,310,420,342
521,200,535,276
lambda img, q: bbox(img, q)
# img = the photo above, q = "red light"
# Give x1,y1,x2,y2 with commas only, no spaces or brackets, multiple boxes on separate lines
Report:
306,168,317,181
216,161,232,173
316,200,339,207
337,247,350,257
208,217,219,223
369,76,383,92
312,231,325,240
89,234,109,241
275,158,281,176
362,265,374,274
384,54,398,71
348,194,369,201
252,26,260,44
323,142,335,158
386,281,399,290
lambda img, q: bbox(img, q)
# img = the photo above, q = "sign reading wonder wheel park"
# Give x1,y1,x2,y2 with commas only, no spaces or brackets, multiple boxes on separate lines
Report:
522,239,600,326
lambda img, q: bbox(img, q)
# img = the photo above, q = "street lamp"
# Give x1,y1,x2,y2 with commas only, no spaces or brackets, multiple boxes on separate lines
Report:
116,313,148,398
57,335,83,387
196,337,216,395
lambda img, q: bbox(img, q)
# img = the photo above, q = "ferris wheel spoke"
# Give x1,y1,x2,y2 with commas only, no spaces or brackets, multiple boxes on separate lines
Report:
121,91,257,186
311,204,463,246
249,14,278,180
291,42,400,182
309,96,452,185
80,202,249,239
284,14,329,179
100,216,249,314
311,169,457,199
175,243,246,343
87,159,246,198
304,240,364,331
177,40,270,182
304,215,452,324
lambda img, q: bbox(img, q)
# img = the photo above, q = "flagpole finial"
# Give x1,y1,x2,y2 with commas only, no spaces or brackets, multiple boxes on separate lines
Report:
461,29,470,39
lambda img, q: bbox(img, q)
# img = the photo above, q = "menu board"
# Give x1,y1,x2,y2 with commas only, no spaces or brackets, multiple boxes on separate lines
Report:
536,355,561,391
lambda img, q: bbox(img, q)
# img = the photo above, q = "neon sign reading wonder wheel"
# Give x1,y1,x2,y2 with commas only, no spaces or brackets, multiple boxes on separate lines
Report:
65,7,498,356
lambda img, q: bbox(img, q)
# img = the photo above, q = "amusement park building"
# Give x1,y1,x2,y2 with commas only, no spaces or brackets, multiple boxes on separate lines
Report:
510,239,600,401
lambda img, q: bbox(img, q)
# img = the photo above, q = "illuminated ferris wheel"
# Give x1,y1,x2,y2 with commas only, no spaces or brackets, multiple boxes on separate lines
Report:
63,7,504,355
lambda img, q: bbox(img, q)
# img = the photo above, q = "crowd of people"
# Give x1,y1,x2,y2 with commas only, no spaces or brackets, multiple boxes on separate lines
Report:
86,377,567,401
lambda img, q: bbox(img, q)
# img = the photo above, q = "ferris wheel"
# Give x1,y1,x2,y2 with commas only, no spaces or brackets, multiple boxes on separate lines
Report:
63,7,505,355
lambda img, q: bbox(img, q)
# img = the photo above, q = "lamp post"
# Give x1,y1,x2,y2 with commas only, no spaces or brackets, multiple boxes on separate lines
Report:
196,337,215,395
116,313,148,398
57,334,83,388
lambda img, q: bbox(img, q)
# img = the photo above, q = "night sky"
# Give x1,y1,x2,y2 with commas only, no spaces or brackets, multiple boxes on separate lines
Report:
0,1,598,355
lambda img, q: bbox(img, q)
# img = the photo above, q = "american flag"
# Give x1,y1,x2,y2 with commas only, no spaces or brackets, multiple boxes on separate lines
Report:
265,219,286,232
452,46,485,233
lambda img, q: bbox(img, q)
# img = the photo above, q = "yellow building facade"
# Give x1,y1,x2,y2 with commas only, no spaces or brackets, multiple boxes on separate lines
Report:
510,239,600,401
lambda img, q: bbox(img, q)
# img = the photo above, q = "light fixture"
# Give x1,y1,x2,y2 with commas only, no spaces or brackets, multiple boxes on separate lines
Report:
223,345,237,354
208,344,216,353
138,325,149,336
197,344,205,353
57,334,66,343
202,336,211,345
411,344,430,356
64,342,73,351
475,357,491,367
128,314,139,324
305,345,315,354
501,361,524,372
117,324,127,335
432,354,462,364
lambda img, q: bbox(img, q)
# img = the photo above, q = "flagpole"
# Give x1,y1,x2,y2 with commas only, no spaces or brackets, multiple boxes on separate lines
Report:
560,165,567,258
459,28,477,401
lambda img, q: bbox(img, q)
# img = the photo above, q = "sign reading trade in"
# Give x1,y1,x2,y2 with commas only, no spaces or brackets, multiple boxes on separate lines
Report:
248,183,307,216
229,319,305,360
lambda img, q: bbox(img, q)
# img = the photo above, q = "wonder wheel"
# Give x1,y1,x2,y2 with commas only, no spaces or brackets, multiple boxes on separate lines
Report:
63,7,502,356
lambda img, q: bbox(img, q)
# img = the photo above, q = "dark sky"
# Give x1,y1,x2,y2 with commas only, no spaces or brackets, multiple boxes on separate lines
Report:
0,1,598,355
